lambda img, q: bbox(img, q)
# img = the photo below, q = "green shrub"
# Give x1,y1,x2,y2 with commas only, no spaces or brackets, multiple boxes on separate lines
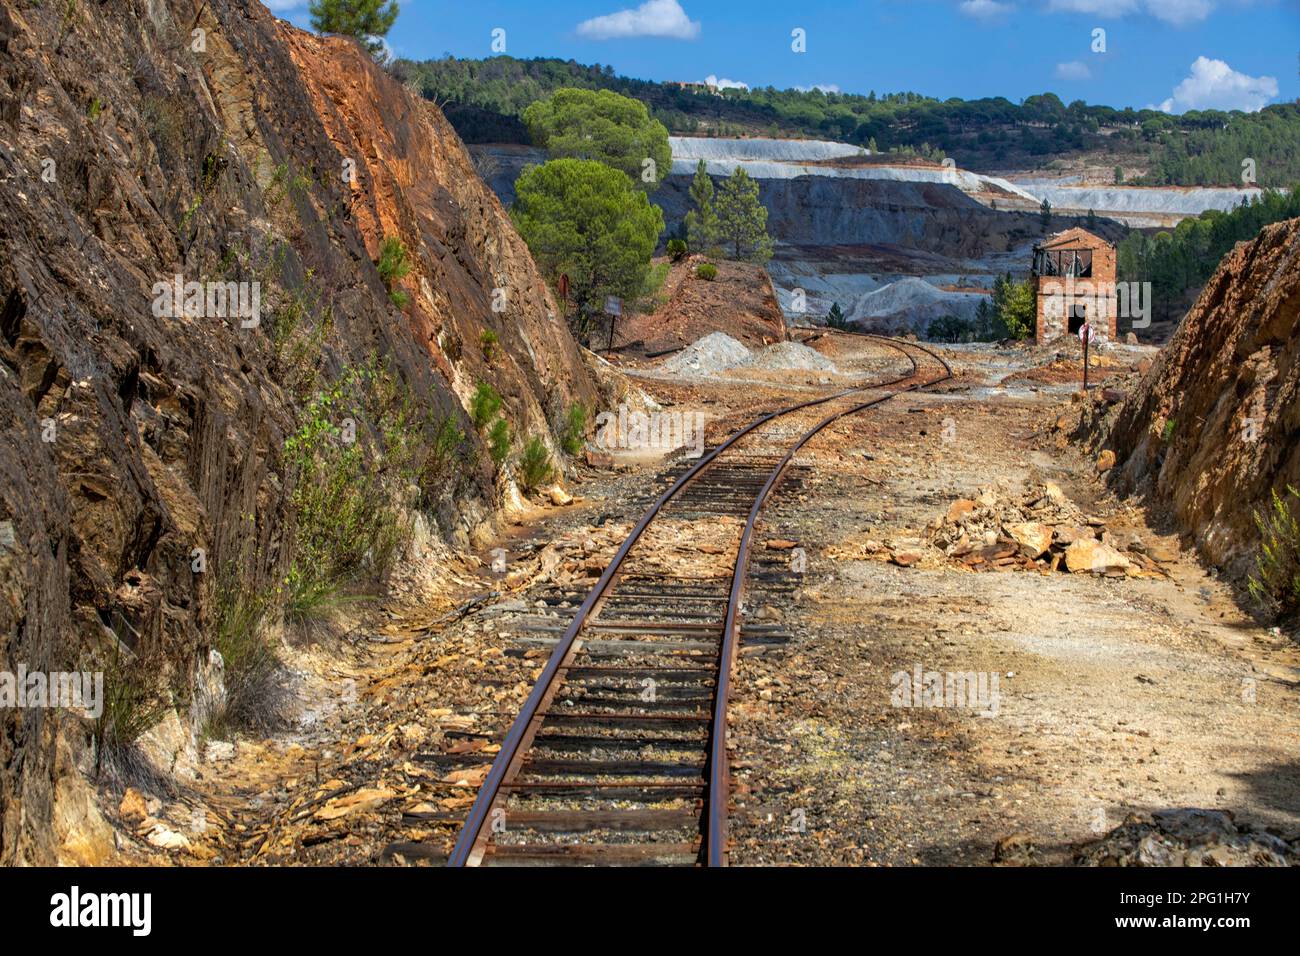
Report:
179,196,203,235
266,277,333,403
519,435,555,492
414,414,468,512
282,364,410,622
375,235,412,307
666,238,687,261
695,262,718,281
927,315,968,343
470,382,503,429
198,353,476,737
1248,486,1300,619
265,161,310,211
991,273,1035,340
424,415,465,481
487,417,511,466
480,328,500,363
93,642,172,772
210,563,283,732
559,403,587,456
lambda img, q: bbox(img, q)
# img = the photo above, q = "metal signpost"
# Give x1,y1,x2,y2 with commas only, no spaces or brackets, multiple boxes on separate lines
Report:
605,295,622,351
1079,321,1093,392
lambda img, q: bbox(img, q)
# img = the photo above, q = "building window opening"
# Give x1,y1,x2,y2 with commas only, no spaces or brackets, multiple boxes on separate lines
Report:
1068,304,1087,335
1035,248,1094,278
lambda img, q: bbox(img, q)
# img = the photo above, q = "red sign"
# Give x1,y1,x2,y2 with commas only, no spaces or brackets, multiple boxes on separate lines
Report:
1078,322,1093,343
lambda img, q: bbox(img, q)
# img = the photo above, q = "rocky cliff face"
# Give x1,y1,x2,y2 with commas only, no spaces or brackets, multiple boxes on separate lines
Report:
1107,217,1300,581
661,176,1040,257
475,144,1044,258
0,1,600,862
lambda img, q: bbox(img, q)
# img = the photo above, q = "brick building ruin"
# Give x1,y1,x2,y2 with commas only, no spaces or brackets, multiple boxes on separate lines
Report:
1032,228,1118,344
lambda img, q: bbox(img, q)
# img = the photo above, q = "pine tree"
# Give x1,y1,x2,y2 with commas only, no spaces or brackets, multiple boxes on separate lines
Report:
684,160,719,254
522,88,671,191
973,298,996,340
714,168,774,263
310,0,400,61
826,302,848,329
513,159,664,343
1039,198,1053,233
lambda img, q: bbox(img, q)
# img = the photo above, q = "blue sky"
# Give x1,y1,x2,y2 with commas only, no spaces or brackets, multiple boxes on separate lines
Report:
266,1,1299,113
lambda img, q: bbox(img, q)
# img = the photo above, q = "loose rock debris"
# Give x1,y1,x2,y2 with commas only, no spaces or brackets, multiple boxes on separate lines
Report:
928,480,1168,577
1074,808,1300,867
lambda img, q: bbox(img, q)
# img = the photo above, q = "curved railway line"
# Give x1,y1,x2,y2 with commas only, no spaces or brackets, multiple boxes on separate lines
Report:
447,332,953,867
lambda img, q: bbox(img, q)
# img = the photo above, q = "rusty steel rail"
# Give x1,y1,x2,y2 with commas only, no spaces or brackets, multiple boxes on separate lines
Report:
705,336,953,865
446,335,946,867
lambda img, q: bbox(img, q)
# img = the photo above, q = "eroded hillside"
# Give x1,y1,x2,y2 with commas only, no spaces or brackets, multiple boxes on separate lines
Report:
0,1,604,863
1106,217,1300,583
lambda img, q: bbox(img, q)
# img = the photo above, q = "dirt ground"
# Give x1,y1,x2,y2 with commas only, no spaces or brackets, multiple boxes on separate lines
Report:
724,342,1300,865
101,334,1300,866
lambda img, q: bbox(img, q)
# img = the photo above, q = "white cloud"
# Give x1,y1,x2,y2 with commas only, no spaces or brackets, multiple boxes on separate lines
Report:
796,83,841,93
704,74,749,90
1055,60,1093,80
576,0,701,40
1046,0,1216,24
1047,0,1138,14
1144,0,1215,23
959,0,1014,18
1159,56,1278,112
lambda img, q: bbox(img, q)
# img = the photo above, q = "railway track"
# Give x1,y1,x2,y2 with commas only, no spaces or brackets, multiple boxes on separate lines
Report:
446,333,953,867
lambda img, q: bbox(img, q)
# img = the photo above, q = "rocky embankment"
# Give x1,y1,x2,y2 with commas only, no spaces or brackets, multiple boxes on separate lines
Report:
1106,216,1300,584
0,1,603,862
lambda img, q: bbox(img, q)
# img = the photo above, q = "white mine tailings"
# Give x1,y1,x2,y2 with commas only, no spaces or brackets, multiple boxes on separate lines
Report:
660,332,754,377
669,136,1038,202
1004,180,1264,227
658,332,839,378
847,277,988,333
668,136,864,164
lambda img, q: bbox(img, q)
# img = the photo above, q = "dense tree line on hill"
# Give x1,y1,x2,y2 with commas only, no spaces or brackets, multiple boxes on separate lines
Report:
1118,188,1300,322
1139,104,1300,187
395,56,1300,186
